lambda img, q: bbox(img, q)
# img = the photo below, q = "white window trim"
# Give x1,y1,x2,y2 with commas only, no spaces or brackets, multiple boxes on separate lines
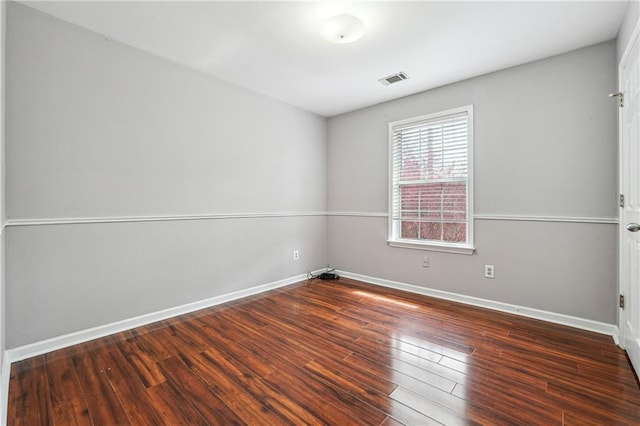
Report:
387,105,475,254
387,239,475,255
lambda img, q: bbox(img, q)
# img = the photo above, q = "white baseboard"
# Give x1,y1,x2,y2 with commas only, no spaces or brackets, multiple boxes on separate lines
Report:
6,271,320,363
338,271,618,338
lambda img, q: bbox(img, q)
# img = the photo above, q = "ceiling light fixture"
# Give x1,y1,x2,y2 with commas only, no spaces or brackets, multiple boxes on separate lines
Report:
319,15,365,44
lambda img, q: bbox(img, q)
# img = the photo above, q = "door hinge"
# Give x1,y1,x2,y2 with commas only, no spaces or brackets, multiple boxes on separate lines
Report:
620,193,625,208
620,294,625,309
610,92,624,108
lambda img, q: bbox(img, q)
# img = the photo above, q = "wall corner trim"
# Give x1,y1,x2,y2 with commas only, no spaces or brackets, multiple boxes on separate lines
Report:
611,326,621,347
5,270,322,363
0,353,10,426
337,270,618,338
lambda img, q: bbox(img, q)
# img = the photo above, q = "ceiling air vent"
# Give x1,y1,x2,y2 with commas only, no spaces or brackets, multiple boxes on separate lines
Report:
379,71,409,86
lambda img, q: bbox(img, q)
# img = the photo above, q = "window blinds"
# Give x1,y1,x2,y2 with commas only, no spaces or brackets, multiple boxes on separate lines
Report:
390,110,470,244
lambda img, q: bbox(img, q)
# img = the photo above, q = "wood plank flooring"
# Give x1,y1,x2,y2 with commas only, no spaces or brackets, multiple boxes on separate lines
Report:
8,278,640,425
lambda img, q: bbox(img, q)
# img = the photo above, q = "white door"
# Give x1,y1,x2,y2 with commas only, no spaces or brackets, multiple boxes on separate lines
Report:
620,23,640,376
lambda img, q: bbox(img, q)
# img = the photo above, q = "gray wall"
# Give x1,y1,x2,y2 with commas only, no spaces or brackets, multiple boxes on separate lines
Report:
328,42,619,323
6,3,327,348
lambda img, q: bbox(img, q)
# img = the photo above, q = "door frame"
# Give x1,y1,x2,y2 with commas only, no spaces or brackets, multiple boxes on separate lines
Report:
618,15,640,350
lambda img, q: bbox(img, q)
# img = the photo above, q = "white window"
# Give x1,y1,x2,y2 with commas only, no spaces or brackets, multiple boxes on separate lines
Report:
388,105,474,254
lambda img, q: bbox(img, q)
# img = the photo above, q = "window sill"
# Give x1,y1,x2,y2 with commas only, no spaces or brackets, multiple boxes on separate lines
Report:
387,240,475,255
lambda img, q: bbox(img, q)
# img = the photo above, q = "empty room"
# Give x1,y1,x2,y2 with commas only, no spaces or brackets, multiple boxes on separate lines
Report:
0,0,639,424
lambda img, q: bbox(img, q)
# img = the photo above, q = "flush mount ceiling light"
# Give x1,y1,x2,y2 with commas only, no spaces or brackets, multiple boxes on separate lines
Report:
319,15,365,44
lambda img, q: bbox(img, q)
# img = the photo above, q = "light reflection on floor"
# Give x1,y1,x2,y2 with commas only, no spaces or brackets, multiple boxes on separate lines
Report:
383,331,472,422
351,289,480,422
352,290,420,309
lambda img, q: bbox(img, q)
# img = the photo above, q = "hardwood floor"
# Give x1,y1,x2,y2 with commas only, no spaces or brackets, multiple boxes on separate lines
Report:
8,278,640,425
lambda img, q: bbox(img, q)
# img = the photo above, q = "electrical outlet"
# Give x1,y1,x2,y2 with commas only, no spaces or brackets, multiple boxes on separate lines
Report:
422,257,430,268
484,265,495,279
293,250,299,260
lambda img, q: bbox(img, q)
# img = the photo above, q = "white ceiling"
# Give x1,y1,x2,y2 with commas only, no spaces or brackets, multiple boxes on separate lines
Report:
22,1,628,117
